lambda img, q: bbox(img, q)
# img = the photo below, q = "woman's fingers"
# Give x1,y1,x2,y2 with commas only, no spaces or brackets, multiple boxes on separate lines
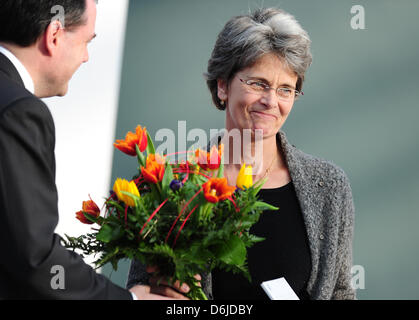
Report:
194,274,202,287
149,284,190,300
146,265,159,273
146,265,202,293
148,275,190,299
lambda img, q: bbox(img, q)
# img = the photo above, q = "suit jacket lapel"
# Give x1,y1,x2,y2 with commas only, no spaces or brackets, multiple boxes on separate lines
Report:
0,52,25,86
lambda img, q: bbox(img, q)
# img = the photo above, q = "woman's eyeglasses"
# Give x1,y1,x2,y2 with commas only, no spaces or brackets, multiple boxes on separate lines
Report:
239,78,303,101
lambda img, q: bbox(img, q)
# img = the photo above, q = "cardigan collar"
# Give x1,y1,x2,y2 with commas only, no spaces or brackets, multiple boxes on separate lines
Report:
277,131,319,290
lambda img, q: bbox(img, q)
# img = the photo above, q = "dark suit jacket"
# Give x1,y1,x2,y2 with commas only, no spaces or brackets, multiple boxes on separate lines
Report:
0,52,131,300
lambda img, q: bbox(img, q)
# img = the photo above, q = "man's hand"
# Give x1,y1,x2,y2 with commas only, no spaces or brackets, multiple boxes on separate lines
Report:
129,284,189,300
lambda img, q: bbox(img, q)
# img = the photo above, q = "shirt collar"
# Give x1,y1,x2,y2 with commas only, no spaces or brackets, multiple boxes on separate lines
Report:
0,45,35,94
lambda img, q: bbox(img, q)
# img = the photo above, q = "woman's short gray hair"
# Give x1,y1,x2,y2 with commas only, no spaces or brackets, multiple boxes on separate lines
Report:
205,8,312,110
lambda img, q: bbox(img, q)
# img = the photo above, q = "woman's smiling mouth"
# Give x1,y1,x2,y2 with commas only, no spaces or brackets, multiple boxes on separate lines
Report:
250,111,278,120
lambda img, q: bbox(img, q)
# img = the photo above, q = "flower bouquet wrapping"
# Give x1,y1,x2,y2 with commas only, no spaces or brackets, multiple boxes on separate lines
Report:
64,125,278,300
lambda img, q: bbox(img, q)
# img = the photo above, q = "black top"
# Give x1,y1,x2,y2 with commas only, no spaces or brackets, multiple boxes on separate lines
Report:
212,181,312,300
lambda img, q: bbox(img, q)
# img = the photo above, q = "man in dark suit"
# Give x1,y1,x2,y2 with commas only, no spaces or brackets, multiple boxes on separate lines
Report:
0,0,190,300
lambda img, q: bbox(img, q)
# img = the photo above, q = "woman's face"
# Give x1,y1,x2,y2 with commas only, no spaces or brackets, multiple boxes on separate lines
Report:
218,53,298,139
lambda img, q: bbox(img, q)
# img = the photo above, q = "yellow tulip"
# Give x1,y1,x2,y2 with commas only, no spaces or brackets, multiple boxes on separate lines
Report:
236,163,253,190
113,178,140,207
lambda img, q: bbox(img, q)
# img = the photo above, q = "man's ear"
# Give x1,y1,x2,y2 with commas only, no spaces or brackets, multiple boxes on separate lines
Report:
43,20,64,56
217,79,228,102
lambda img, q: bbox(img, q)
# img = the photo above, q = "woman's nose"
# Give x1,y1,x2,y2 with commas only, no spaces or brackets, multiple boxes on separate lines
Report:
259,89,279,109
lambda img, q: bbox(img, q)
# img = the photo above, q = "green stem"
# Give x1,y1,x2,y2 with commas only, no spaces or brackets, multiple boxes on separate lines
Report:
136,197,147,214
187,286,208,300
202,202,214,222
150,184,162,202
184,273,208,300
156,183,162,195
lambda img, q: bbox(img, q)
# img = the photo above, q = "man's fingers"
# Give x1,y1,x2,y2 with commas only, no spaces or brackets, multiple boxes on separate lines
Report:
146,293,181,300
150,285,189,300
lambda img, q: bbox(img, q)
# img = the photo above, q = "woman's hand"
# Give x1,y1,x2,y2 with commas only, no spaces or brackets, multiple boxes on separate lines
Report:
146,265,202,300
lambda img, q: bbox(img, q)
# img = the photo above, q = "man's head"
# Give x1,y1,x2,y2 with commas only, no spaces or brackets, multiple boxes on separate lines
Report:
0,0,97,97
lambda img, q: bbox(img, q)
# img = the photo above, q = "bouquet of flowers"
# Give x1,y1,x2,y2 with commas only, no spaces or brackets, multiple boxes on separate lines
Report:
64,125,278,300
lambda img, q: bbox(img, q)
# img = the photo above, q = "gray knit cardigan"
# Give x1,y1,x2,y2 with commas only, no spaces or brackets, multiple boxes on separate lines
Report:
126,131,356,300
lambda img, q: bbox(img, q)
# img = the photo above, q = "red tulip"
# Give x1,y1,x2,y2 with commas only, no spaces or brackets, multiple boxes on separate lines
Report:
76,199,100,224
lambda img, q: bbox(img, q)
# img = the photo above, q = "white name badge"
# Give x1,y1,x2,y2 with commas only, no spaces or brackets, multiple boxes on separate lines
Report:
261,277,300,300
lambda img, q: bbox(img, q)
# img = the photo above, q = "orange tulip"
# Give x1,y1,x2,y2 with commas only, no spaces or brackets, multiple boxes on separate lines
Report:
195,144,223,171
202,177,236,203
76,199,100,224
114,125,148,156
141,153,165,183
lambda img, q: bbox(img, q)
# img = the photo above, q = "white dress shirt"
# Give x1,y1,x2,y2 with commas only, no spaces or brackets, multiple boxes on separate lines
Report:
0,45,35,94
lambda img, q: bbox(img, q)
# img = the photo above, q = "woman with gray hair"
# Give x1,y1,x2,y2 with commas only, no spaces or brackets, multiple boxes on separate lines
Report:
127,7,355,300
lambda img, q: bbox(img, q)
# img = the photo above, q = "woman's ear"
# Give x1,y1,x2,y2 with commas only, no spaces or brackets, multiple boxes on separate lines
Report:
217,79,228,101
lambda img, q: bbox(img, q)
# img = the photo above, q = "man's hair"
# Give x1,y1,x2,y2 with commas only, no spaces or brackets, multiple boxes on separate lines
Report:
0,0,88,47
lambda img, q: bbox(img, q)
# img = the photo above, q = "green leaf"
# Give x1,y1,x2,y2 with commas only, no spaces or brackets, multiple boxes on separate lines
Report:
188,243,212,262
253,201,279,211
105,200,125,212
125,228,135,240
237,218,259,230
162,162,174,198
96,224,123,243
248,235,266,243
146,131,155,155
215,235,246,266
82,211,99,224
96,224,113,243
217,160,224,178
111,259,119,271
136,144,146,167
120,190,141,204
252,177,268,194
